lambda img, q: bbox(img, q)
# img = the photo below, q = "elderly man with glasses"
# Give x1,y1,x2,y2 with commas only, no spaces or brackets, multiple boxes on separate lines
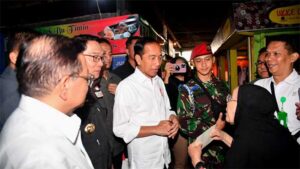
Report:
0,34,94,169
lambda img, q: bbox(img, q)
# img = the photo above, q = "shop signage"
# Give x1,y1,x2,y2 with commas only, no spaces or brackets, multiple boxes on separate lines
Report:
35,14,140,54
269,4,300,25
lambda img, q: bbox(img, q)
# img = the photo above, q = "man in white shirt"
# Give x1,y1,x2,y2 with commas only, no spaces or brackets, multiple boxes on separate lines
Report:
113,37,179,169
255,35,300,144
0,35,94,169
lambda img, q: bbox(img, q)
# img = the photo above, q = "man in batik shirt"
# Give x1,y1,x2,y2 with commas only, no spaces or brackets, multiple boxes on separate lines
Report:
177,42,229,169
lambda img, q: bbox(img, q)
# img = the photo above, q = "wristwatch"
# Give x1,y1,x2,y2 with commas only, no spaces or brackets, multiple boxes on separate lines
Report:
195,161,206,169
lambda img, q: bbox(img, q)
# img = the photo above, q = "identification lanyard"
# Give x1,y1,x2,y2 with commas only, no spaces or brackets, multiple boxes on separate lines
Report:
271,82,288,128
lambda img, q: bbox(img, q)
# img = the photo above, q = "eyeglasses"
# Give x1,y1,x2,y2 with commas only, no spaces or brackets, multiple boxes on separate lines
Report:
71,74,94,86
255,61,266,66
83,54,104,63
226,94,237,103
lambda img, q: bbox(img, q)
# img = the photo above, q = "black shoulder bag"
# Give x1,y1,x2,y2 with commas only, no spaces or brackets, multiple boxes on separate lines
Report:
193,77,227,120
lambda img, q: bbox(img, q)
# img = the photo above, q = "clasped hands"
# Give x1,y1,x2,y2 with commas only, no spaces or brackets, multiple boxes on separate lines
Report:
156,114,179,139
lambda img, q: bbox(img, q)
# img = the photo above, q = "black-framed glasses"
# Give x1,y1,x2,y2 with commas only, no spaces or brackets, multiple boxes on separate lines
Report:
226,94,237,103
83,54,104,63
71,74,94,86
255,61,266,66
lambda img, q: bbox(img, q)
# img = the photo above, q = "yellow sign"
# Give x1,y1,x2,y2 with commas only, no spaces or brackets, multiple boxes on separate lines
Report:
269,4,300,25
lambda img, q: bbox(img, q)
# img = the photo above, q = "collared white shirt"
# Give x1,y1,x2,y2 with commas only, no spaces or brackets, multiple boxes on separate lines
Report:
0,95,94,169
255,69,300,144
113,68,175,169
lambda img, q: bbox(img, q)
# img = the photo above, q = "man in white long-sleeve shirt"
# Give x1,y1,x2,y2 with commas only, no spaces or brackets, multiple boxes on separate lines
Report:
0,35,94,169
113,37,179,169
255,35,300,144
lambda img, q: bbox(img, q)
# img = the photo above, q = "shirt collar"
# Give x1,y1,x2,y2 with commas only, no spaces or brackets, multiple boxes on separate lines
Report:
271,69,299,85
134,67,159,84
18,95,81,144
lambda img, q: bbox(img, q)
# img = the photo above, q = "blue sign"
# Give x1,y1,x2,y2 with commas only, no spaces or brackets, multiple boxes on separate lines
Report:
112,54,127,70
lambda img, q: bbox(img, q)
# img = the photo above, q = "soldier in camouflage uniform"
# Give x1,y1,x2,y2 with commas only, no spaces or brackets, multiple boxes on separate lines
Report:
177,42,229,169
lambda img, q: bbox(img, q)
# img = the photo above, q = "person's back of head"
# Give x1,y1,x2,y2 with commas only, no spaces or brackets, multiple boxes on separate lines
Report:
7,29,40,53
17,34,85,99
98,37,111,46
126,36,140,49
227,84,299,168
235,84,278,124
125,36,140,64
6,29,40,69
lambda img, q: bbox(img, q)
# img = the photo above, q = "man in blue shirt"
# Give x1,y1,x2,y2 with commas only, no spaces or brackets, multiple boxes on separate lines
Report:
0,30,39,131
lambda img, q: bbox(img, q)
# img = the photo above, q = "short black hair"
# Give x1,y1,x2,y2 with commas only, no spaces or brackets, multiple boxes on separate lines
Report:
73,34,103,48
98,37,111,47
6,28,40,53
134,37,159,57
126,36,140,48
258,47,267,56
267,35,299,54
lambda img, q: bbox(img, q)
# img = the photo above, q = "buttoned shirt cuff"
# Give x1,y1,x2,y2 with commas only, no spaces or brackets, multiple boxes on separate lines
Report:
168,110,176,118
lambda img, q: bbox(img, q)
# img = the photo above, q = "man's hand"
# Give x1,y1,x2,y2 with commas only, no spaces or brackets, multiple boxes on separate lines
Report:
169,114,180,139
155,120,173,136
108,83,118,95
215,113,225,130
296,102,300,120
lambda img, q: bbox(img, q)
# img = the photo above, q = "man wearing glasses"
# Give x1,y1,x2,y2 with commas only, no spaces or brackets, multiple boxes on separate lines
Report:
74,35,113,169
251,47,270,84
0,34,94,169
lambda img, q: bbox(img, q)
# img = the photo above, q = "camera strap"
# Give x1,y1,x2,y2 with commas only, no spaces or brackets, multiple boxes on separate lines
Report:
193,77,215,102
194,77,228,121
270,82,280,112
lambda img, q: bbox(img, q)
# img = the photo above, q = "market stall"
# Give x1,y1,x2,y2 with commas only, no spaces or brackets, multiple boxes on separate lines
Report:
211,1,300,91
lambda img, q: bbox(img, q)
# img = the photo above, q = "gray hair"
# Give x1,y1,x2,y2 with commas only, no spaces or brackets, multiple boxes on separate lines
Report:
17,34,85,97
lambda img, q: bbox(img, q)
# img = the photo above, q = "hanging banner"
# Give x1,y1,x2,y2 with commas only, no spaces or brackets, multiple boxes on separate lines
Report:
36,14,140,54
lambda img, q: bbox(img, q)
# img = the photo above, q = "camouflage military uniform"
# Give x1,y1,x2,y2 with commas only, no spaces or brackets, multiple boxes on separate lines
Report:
177,74,229,168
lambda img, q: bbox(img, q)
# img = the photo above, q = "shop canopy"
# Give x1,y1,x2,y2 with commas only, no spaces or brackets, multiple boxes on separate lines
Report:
211,1,300,54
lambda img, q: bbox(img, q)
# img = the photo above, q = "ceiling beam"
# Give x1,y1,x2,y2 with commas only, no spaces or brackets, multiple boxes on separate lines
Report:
162,20,182,49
